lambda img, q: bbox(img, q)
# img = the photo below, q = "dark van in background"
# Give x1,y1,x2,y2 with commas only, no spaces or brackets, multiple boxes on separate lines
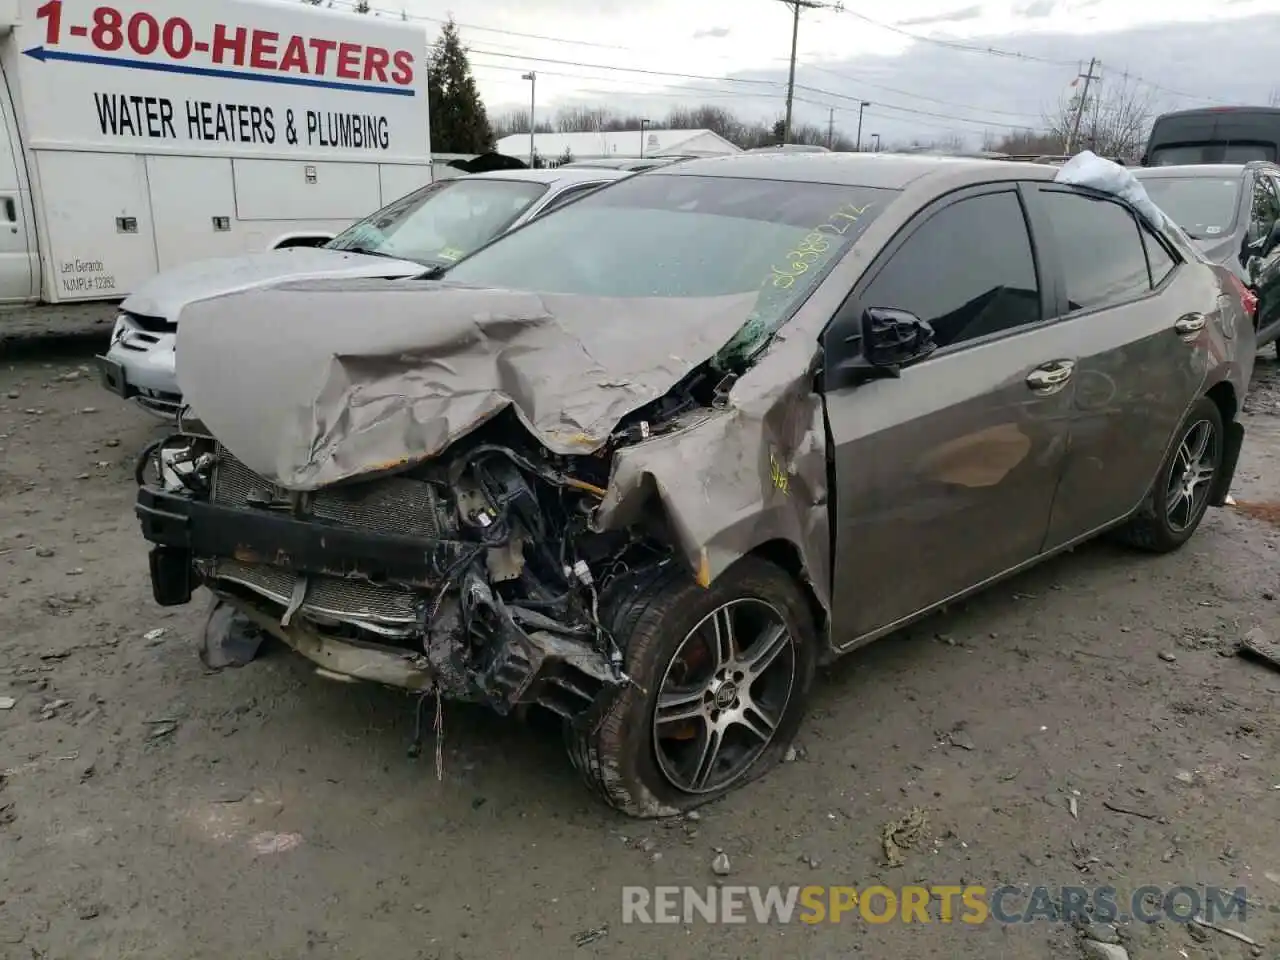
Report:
1143,106,1280,166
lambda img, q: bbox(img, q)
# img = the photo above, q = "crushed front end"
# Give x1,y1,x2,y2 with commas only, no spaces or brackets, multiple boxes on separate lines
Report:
132,415,659,722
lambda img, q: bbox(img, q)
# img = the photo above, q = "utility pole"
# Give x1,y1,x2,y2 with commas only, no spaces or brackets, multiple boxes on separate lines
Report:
826,108,834,149
522,71,537,165
1066,57,1099,154
775,0,841,143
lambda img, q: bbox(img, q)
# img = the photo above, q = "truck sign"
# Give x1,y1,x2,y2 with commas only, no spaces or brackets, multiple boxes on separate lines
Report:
13,0,430,162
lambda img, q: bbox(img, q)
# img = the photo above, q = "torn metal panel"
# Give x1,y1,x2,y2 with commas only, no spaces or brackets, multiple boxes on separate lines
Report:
175,279,759,491
594,330,832,615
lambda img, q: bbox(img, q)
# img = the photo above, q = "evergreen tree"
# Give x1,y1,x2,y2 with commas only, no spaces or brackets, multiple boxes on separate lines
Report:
427,18,495,154
353,0,370,12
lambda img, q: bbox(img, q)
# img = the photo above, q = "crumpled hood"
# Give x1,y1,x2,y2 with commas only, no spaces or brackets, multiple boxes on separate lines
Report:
122,247,425,322
175,278,759,490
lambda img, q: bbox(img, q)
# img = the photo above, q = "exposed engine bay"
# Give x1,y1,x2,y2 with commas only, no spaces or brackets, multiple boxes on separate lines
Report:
134,367,729,722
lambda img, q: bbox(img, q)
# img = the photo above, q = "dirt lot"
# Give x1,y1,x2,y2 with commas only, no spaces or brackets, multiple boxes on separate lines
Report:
2,330,1280,960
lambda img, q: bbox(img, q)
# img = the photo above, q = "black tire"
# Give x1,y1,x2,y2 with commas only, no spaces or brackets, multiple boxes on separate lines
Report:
566,556,818,818
1115,396,1225,553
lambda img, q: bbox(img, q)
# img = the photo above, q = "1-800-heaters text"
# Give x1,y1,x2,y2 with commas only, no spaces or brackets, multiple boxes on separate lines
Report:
34,0,417,86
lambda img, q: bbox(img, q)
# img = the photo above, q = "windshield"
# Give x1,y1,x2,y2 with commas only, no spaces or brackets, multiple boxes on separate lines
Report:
444,173,895,366
326,178,548,265
1138,176,1242,239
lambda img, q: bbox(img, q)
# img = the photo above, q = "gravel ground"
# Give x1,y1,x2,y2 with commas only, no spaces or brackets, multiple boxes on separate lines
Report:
2,332,1280,960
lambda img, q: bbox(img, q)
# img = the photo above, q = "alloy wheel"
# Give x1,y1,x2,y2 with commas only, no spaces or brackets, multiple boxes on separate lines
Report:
651,598,796,794
1165,418,1218,532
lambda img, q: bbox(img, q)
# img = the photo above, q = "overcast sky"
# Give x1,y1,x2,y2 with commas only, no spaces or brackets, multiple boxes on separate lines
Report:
327,0,1279,146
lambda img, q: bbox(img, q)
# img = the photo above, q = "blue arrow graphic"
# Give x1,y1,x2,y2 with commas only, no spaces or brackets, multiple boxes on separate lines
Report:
23,45,416,97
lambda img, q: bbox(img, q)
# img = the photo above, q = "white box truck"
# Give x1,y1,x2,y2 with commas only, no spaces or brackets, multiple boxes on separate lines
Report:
0,0,432,305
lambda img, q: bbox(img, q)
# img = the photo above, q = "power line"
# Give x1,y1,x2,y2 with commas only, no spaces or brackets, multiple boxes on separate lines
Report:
326,0,1228,110
468,48,1039,129
470,63,993,141
799,63,1049,122
831,6,1230,106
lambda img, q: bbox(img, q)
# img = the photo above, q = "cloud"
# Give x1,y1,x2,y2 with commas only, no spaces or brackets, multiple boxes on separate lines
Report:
693,26,731,39
477,10,1280,148
896,5,984,26
1016,0,1056,17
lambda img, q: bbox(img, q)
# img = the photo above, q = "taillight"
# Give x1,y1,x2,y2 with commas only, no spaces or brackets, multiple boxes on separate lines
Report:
1227,273,1258,318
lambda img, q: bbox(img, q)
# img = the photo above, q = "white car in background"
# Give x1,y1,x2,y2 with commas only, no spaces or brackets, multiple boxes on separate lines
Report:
98,167,628,417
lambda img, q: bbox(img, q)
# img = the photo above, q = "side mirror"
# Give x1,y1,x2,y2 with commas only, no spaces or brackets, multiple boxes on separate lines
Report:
830,307,937,388
862,307,937,369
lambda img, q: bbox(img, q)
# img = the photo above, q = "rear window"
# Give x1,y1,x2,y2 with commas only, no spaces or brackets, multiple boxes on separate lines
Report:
445,173,897,363
1137,176,1242,239
1149,143,1274,165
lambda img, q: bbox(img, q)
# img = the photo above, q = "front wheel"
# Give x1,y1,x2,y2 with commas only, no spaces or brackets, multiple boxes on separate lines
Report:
1115,396,1225,553
566,556,818,817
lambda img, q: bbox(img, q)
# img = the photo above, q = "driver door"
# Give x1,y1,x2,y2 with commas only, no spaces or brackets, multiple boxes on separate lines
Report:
822,185,1077,644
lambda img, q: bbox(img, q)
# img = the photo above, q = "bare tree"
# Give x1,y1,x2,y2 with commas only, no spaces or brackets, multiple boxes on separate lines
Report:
1045,74,1158,160
555,106,615,133
981,128,1063,155
1269,86,1280,108
489,109,551,140
887,133,970,154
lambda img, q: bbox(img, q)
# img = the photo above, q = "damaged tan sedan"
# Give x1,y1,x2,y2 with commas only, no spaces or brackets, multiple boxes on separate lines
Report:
134,153,1255,816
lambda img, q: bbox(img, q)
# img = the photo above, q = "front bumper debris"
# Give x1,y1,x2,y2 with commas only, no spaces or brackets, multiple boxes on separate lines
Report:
135,479,623,721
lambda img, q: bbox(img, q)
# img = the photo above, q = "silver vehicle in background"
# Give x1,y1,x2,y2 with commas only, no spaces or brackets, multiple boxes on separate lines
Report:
98,167,628,418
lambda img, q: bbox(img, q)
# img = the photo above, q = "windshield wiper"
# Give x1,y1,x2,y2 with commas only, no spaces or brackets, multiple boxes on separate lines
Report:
333,244,401,260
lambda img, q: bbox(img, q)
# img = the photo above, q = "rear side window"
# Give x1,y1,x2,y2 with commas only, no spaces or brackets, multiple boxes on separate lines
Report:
860,190,1040,349
1040,192,1150,312
1141,228,1177,287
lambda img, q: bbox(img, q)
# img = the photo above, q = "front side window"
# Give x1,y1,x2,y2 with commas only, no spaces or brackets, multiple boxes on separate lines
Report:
445,174,897,366
326,178,548,266
859,190,1041,350
1040,191,1150,312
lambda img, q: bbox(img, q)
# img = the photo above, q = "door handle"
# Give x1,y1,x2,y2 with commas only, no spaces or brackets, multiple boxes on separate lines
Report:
1026,359,1075,393
1174,312,1206,337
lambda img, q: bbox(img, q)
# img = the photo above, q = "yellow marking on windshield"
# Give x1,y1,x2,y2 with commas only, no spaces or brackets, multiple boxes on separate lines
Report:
768,202,873,289
438,247,465,261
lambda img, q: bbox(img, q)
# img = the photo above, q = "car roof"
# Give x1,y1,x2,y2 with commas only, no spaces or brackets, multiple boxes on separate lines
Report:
461,167,630,186
649,151,1059,190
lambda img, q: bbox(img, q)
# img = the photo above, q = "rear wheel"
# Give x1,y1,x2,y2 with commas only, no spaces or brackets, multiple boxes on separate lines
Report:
1115,396,1224,553
566,556,817,817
